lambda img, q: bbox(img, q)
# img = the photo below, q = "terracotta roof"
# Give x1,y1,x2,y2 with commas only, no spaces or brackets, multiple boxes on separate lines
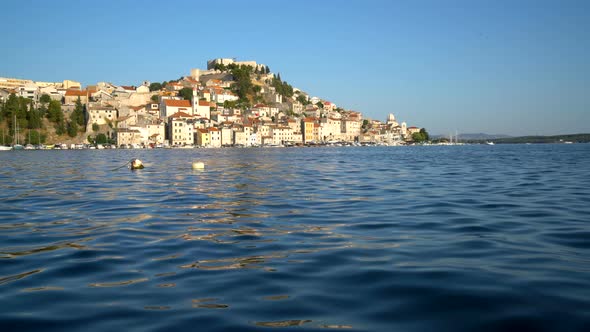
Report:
197,129,208,134
65,90,88,96
170,111,193,118
208,127,219,131
198,100,210,106
121,85,135,91
165,99,192,107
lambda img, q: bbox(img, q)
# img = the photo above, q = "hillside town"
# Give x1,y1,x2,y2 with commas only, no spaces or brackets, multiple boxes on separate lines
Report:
0,58,426,149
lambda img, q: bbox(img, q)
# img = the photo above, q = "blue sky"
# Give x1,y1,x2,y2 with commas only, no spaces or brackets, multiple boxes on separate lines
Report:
1,0,588,135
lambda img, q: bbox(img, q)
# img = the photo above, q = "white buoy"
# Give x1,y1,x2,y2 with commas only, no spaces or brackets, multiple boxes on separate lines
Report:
130,159,144,170
192,161,205,170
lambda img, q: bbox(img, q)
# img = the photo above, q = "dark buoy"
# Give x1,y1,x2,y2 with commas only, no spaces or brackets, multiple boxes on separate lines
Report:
130,159,144,170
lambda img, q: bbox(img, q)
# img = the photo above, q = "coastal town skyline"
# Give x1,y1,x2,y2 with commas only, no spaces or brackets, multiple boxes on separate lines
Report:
1,0,589,136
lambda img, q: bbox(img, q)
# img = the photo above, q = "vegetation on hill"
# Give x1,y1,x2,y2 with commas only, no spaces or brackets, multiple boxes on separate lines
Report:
0,93,89,145
412,128,430,142
485,134,590,144
209,63,296,108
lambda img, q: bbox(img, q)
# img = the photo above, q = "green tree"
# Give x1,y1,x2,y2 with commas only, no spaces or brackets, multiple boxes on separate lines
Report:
47,100,63,123
265,65,270,74
361,119,370,130
149,82,163,91
411,128,430,143
3,94,20,132
229,65,255,105
214,63,227,72
3,94,30,135
67,121,78,137
151,94,159,102
419,128,429,141
96,133,107,144
223,100,238,109
55,119,66,136
92,123,99,132
27,101,42,129
39,94,51,104
316,101,324,109
296,94,308,105
178,87,193,100
271,75,294,98
26,130,45,144
71,96,85,128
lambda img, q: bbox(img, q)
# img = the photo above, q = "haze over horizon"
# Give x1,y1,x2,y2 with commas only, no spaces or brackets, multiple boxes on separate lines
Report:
1,0,588,136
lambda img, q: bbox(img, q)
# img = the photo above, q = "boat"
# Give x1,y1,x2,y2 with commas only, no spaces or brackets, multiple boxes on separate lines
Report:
0,128,11,150
12,115,24,150
486,141,495,145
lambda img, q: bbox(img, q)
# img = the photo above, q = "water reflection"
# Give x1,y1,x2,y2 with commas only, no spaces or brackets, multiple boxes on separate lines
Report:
1,146,589,331
0,269,44,285
88,278,149,288
192,298,229,309
254,319,312,327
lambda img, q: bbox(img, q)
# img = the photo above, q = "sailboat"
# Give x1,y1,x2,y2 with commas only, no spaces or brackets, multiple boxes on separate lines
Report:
0,128,12,151
12,115,24,150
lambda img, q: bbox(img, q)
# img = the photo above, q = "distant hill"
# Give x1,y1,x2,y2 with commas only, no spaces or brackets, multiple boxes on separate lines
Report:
490,134,590,144
432,133,511,140
432,133,590,143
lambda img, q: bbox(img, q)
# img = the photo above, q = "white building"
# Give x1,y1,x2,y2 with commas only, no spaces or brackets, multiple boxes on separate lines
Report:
168,111,195,146
221,127,234,146
208,127,221,147
87,105,118,131
18,83,38,101
193,99,212,119
161,99,192,119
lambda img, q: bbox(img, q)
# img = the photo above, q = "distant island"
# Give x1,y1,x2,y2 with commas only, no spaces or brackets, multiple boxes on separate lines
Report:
446,133,590,144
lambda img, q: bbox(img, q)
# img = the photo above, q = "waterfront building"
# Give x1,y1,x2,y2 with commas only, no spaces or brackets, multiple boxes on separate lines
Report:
302,117,315,143
195,128,210,147
168,111,195,146
208,127,221,147
117,128,142,146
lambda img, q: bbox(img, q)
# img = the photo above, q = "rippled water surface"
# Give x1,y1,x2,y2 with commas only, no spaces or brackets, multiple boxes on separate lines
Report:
1,145,590,331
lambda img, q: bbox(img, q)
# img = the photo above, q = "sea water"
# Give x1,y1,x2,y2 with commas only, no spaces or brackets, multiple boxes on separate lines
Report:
1,144,589,331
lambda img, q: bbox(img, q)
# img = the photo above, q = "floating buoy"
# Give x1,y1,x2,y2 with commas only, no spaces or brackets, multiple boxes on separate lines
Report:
192,161,205,170
130,159,144,170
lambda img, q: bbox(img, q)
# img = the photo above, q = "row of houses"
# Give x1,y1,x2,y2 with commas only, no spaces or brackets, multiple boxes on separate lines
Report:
3,60,417,146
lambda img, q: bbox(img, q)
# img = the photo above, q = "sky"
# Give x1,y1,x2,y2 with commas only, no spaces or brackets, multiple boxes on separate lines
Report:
1,0,589,136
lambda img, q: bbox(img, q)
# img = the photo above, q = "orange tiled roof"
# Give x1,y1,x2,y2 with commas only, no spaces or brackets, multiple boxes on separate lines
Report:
165,99,192,107
65,90,88,97
170,111,193,118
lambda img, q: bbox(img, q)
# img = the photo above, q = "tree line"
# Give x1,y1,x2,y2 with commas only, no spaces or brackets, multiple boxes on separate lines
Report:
0,93,87,145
